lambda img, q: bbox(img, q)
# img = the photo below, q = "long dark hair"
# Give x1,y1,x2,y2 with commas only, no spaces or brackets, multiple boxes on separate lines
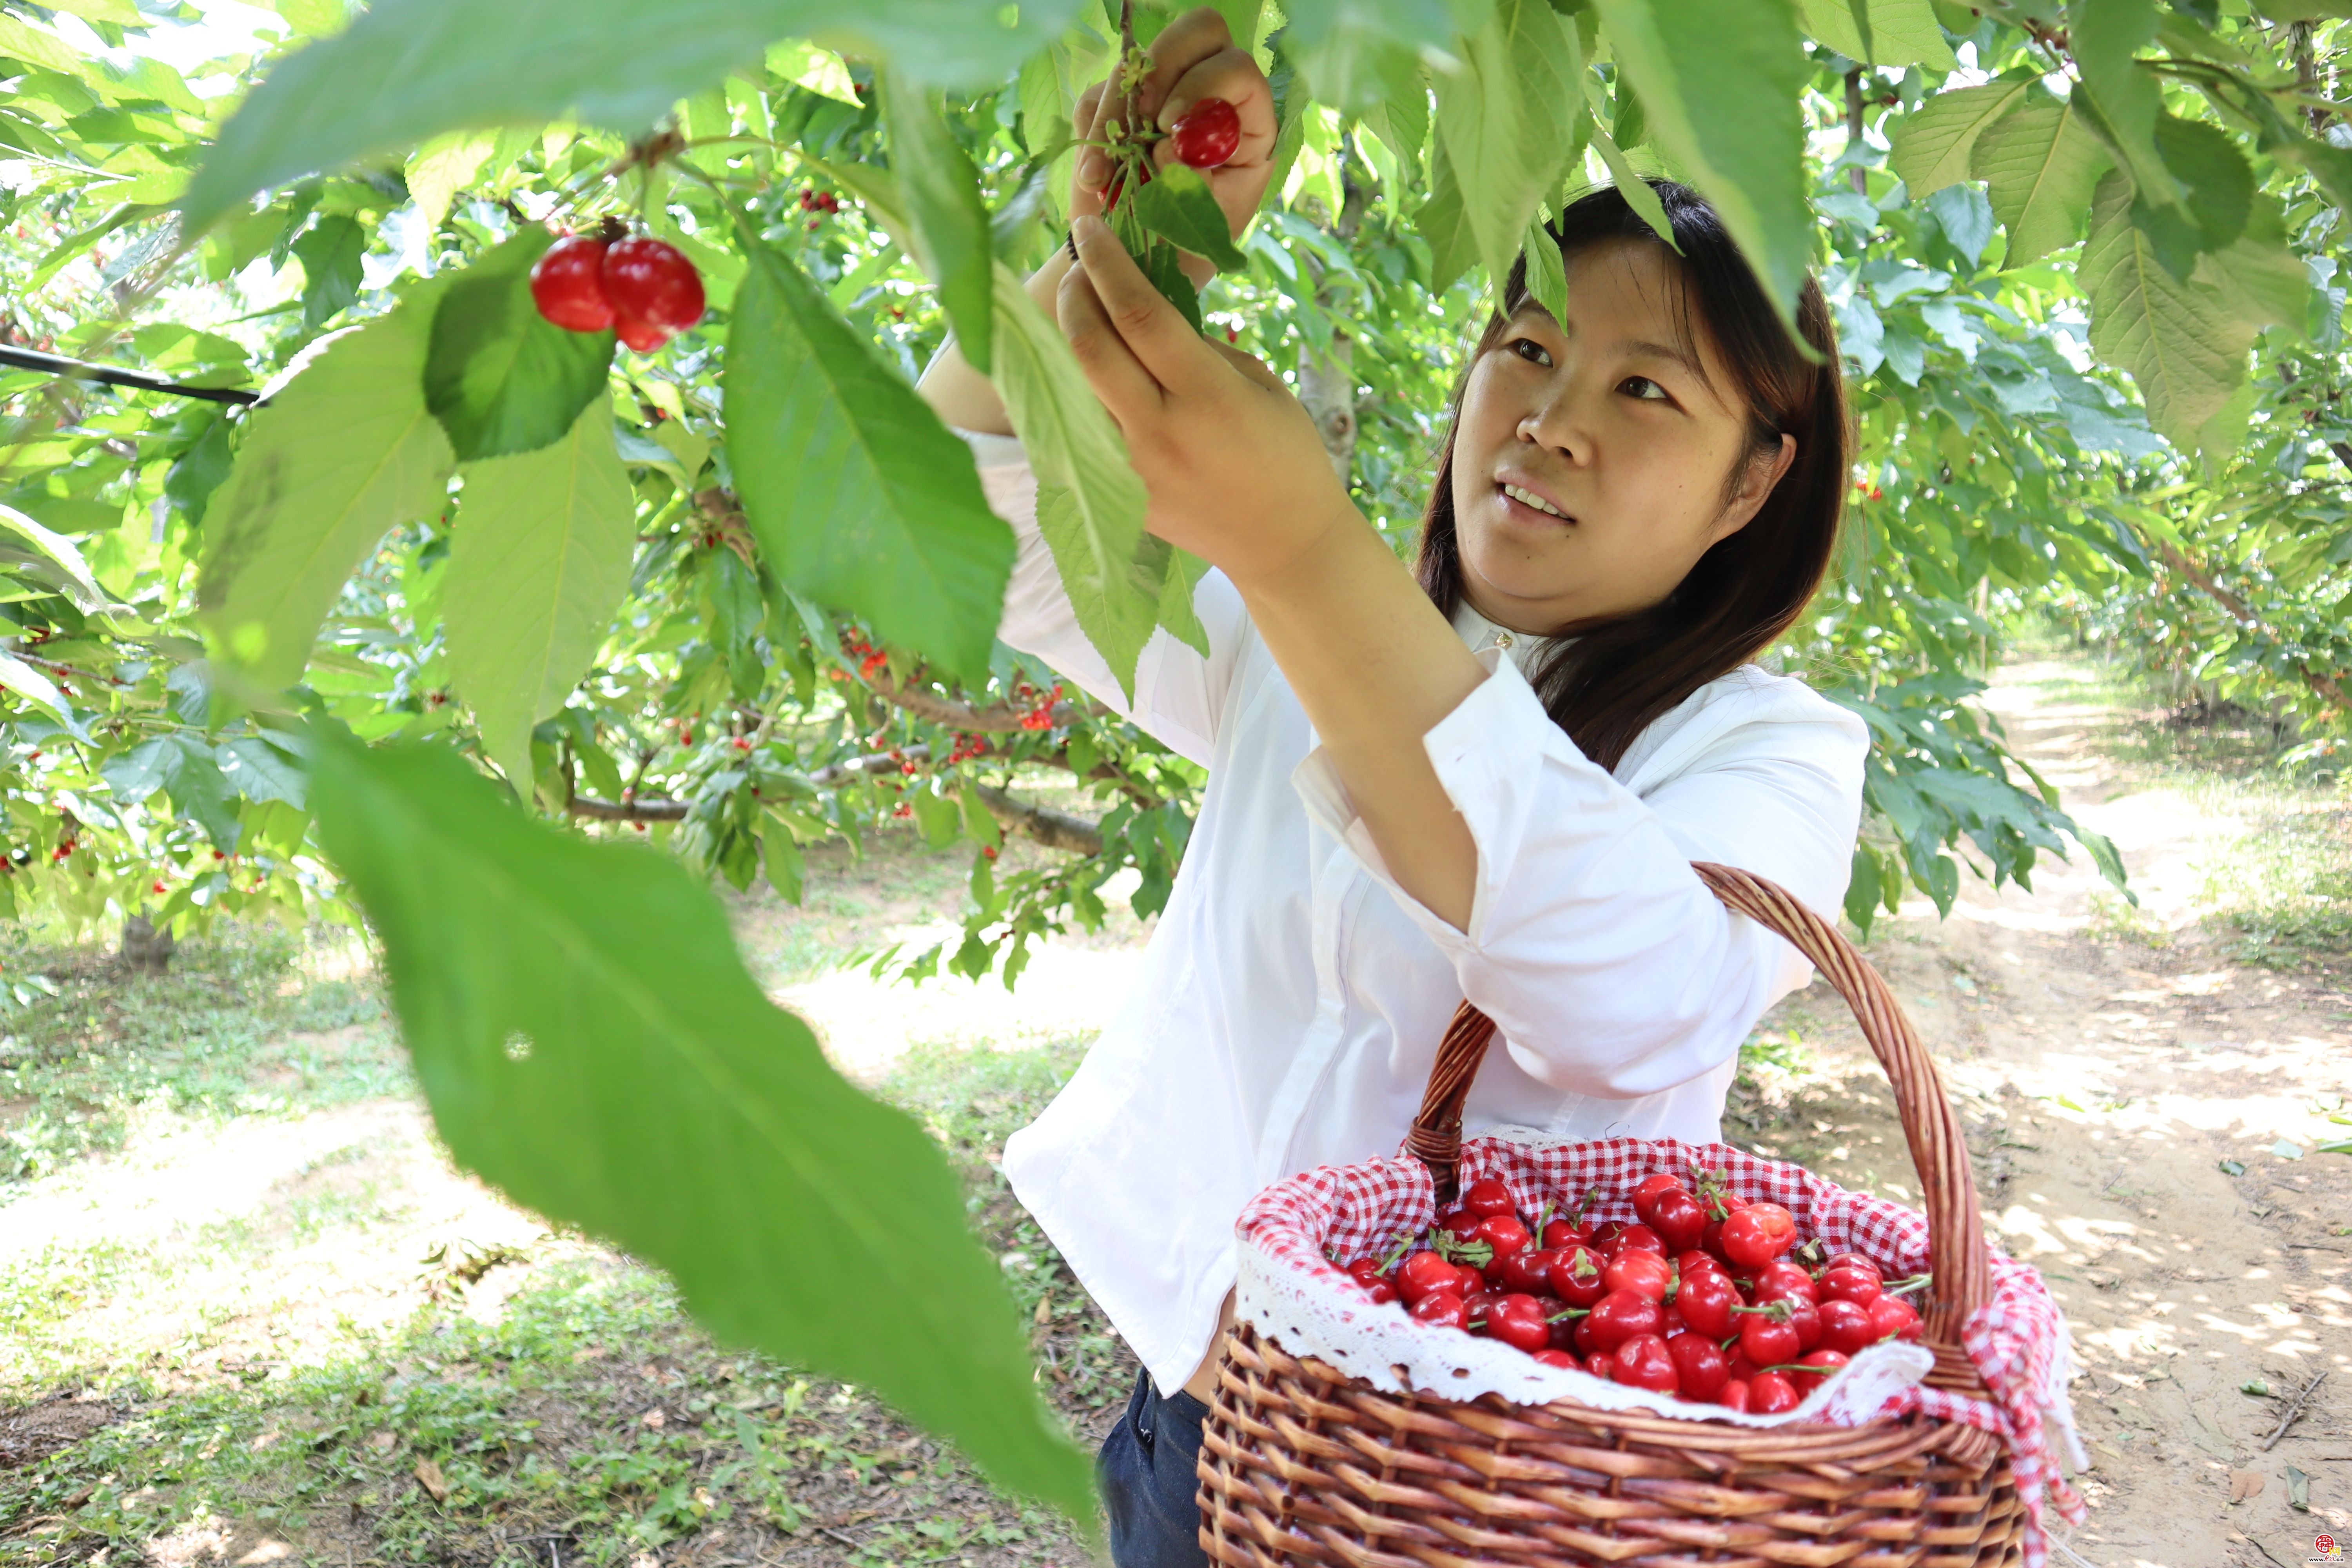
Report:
1414,180,1847,772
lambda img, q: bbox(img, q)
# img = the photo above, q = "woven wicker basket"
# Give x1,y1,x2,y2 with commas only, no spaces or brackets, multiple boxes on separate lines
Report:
1196,862,2026,1566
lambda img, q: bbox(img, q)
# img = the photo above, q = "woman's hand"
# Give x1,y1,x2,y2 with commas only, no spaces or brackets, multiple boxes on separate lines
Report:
1058,214,1352,582
1071,8,1277,281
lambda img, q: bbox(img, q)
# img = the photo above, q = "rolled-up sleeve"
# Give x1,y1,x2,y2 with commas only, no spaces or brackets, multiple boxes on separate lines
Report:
966,430,1249,770
1290,650,1867,1098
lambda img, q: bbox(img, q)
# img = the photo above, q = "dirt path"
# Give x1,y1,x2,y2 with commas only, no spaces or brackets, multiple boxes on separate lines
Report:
1737,656,2352,1565
4,651,2347,1568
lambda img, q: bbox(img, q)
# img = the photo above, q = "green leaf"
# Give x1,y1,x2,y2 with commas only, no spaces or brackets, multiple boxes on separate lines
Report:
2190,198,2307,334
1414,134,1479,294
0,15,83,76
1522,210,1567,321
306,728,1095,1524
181,0,1084,231
2080,168,2255,455
1797,0,1955,67
446,408,637,793
0,503,107,613
2124,115,2252,278
1590,0,1811,316
1155,543,1213,657
760,818,806,903
0,653,71,726
164,414,238,527
425,230,619,464
1034,481,1164,703
1969,93,2110,267
1888,73,2033,197
405,129,497,232
216,734,309,808
102,734,242,849
1129,162,1249,274
883,69,994,375
988,260,1154,693
1139,237,1205,335
723,224,1013,684
291,214,365,330
1587,117,1677,249
1434,0,1584,292
199,301,457,690
2067,0,2182,210
1281,0,1449,114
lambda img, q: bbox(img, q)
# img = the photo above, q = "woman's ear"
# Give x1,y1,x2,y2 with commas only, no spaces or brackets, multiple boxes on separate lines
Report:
1706,433,1797,546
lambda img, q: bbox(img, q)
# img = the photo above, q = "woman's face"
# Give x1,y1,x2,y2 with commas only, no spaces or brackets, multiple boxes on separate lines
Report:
1447,238,1795,635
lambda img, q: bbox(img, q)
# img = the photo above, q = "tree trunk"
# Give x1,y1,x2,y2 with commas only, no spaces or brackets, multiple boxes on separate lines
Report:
1296,145,1373,482
120,913,174,975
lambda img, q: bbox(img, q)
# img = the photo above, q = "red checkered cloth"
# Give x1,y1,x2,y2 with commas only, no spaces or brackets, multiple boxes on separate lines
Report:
1236,1134,2085,1568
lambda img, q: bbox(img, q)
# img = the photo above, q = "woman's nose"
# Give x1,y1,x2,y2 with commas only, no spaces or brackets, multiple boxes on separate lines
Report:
1516,377,1592,465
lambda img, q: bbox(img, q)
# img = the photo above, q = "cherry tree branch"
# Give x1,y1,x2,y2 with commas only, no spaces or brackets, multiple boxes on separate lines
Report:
2154,540,2350,713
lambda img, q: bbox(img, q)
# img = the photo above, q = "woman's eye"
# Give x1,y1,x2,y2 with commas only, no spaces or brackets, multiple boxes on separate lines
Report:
1509,337,1553,367
1619,375,1669,401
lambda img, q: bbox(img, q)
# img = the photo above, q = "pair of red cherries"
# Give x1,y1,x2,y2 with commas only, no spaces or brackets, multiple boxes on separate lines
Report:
529,227,706,352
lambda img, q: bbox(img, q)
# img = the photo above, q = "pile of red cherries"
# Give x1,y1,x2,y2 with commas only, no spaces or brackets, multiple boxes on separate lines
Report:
1335,1170,1926,1413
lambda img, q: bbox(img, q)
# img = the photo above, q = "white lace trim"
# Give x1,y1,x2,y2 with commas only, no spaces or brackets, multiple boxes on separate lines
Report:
1235,1231,1933,1426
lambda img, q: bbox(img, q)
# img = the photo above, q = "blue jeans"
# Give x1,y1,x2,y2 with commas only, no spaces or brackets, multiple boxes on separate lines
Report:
1097,1370,1211,1568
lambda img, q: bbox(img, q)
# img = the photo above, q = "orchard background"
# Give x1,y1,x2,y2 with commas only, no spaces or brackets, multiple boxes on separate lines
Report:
1,0,2350,1535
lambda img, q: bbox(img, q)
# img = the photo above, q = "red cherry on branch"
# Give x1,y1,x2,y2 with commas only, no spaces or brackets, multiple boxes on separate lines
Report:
603,238,706,352
529,234,615,332
1169,96,1241,169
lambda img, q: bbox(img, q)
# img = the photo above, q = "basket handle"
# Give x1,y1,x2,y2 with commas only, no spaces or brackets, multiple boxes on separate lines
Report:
1403,860,1992,1341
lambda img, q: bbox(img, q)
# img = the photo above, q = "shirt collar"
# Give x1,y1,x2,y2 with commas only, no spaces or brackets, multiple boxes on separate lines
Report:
1450,598,1556,679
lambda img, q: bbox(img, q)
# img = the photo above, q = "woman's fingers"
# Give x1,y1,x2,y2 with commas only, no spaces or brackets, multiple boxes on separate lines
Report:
1072,81,1111,212
1134,8,1234,125
1069,215,1215,396
1056,247,1164,427
1156,45,1276,160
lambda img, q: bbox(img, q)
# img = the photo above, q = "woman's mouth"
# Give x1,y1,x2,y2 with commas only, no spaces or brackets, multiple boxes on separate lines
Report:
1498,481,1571,522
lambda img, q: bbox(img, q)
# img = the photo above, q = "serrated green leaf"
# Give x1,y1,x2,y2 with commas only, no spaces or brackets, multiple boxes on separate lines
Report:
446,408,637,793
883,69,994,375
1129,162,1248,274
1590,0,1810,317
291,213,364,329
1970,94,2110,267
1154,543,1213,658
1797,0,1955,67
1523,209,1567,321
724,225,1012,684
180,0,1085,232
2081,168,2255,454
2123,115,2252,278
425,230,619,463
1588,117,1677,249
1139,237,1204,335
1435,0,1584,293
1888,73,2033,197
1034,480,1163,703
988,260,1154,692
305,728,1095,1525
1414,134,1479,294
198,302,456,690
2068,0,2182,210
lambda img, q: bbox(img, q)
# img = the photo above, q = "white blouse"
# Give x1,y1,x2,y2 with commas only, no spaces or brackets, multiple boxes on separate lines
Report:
969,432,1870,1396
